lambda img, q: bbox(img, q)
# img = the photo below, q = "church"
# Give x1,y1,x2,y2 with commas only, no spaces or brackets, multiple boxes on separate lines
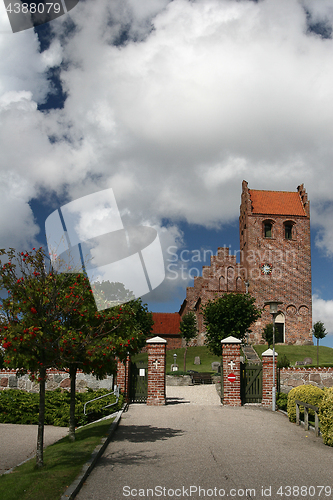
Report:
154,180,312,346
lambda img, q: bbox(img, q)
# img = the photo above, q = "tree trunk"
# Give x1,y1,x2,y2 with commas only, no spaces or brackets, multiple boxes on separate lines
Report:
36,367,46,468
69,364,77,442
317,338,319,367
183,345,187,373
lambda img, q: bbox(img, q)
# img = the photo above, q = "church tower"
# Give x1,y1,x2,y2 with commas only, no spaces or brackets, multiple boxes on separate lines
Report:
239,180,312,344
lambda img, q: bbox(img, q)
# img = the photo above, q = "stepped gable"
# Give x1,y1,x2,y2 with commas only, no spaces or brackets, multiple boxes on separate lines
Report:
179,246,245,345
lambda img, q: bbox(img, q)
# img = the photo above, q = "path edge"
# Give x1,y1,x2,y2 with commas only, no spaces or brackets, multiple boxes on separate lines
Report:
60,405,126,500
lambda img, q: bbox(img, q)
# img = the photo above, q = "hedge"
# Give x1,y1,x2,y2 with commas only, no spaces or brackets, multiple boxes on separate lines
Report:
318,387,333,447
0,388,124,427
287,385,324,423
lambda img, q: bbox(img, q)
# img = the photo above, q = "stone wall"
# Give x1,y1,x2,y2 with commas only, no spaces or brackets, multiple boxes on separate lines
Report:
0,369,113,393
279,367,333,393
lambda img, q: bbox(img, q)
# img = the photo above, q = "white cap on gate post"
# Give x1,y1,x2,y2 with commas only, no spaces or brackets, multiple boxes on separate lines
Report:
262,348,278,357
221,336,242,344
146,336,167,344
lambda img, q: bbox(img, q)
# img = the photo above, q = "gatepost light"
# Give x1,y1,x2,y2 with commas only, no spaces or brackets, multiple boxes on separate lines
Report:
264,300,283,412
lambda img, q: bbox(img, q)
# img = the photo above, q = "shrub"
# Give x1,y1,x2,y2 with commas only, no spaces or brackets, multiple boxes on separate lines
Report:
287,385,324,423
318,387,333,447
0,388,123,427
277,354,290,369
276,392,288,411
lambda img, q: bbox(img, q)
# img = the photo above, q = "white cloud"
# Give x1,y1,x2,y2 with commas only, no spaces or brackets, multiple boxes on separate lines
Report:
312,295,333,338
2,0,333,268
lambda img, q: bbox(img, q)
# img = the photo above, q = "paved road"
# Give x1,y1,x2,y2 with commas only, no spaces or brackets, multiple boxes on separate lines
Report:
76,386,333,500
0,423,68,474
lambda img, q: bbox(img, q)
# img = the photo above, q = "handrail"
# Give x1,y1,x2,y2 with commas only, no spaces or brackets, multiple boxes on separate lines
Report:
295,399,320,437
84,385,120,416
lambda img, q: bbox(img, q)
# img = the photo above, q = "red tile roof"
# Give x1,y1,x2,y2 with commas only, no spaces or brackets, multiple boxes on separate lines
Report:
249,189,307,216
152,313,181,335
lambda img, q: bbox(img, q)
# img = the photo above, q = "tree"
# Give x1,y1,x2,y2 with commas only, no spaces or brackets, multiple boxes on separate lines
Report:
0,247,74,466
179,312,198,372
92,280,135,309
202,293,261,356
262,323,273,348
0,248,153,463
55,284,153,441
312,321,327,366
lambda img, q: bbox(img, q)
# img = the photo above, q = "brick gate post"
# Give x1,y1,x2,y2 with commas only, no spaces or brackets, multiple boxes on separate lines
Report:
221,336,242,406
146,336,167,406
261,348,278,408
116,355,130,401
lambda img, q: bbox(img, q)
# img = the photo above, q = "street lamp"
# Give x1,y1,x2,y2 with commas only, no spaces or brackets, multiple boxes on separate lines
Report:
264,300,283,411
173,353,178,372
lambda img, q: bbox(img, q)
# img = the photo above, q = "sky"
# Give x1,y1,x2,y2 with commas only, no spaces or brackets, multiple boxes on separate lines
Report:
1,0,333,347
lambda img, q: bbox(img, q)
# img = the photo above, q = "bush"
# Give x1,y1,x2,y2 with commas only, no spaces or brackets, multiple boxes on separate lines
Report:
318,387,333,447
287,385,324,423
276,392,288,411
277,354,290,369
0,388,123,427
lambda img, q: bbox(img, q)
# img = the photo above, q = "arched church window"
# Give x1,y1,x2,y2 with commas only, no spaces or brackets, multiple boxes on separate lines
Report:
264,221,272,238
284,221,294,240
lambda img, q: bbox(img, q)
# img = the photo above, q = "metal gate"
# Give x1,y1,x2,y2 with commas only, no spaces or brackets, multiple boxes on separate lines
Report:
220,358,224,402
241,363,262,404
130,361,148,403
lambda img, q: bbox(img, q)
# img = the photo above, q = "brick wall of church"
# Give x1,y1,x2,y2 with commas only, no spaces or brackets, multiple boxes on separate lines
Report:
180,247,245,345
239,182,312,344
180,181,312,346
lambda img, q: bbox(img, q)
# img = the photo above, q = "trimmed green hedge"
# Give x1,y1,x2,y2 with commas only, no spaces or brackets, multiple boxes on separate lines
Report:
0,388,123,427
287,385,324,423
318,387,333,447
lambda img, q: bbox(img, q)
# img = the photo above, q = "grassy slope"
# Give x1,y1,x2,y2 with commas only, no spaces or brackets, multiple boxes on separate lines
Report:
253,344,333,366
132,346,221,373
133,345,333,370
0,419,114,500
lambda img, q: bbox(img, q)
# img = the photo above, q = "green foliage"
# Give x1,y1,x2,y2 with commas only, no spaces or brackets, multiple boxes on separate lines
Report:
312,321,327,340
92,281,135,309
318,388,333,446
287,385,324,423
202,293,261,356
0,419,115,500
277,354,290,369
166,370,189,376
0,388,123,427
262,323,273,347
179,312,198,344
0,247,152,449
276,392,288,411
253,344,333,366
179,311,198,372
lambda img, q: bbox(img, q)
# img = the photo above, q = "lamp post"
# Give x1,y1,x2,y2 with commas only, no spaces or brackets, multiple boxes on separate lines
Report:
173,353,177,372
264,301,283,411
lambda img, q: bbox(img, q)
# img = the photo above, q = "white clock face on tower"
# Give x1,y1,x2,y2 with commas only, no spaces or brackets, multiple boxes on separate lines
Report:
261,263,272,275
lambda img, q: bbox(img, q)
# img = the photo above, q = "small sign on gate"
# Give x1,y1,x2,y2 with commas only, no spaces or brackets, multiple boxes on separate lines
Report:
139,369,145,377
227,373,236,383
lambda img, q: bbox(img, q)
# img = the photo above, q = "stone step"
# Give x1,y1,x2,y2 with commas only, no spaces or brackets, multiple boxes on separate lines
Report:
242,345,261,364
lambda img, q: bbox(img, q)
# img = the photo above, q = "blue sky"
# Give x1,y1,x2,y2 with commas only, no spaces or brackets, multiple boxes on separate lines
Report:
1,0,333,349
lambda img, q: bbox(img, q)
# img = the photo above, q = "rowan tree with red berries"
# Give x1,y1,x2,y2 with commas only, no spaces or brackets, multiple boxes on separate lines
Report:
0,247,153,464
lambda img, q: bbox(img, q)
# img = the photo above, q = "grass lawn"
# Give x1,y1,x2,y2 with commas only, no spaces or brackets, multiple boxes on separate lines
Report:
132,346,221,373
0,418,115,500
253,344,333,366
133,344,333,370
